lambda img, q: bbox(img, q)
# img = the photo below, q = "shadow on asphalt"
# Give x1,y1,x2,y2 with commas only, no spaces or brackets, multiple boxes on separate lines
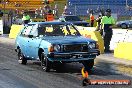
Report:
27,62,82,73
26,60,120,76
91,61,120,76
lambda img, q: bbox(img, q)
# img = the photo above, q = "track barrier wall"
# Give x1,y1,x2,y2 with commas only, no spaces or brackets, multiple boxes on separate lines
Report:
114,30,132,60
114,42,132,60
110,29,128,50
9,25,23,39
0,20,3,35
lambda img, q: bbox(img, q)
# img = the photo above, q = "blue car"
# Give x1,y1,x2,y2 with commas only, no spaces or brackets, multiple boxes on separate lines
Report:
116,20,132,29
15,21,100,72
59,15,89,27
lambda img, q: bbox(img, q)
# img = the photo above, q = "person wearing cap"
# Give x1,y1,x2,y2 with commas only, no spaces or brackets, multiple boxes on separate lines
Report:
101,9,115,53
22,11,30,24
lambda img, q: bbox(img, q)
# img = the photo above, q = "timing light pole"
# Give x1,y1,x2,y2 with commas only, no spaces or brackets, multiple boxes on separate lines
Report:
3,0,6,34
126,0,128,7
126,0,132,10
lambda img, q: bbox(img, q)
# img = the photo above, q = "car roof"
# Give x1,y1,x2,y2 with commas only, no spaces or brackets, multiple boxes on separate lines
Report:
28,21,72,25
61,15,78,17
118,20,132,22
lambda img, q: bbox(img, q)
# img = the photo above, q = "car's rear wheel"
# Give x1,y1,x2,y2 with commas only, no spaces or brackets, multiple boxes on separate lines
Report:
82,59,94,71
41,52,51,72
121,24,127,29
18,49,27,65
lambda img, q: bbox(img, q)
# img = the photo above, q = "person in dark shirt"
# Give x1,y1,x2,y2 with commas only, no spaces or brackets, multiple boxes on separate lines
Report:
96,15,103,35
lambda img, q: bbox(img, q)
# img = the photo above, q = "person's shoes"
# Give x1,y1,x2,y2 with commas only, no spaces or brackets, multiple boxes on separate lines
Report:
104,50,112,53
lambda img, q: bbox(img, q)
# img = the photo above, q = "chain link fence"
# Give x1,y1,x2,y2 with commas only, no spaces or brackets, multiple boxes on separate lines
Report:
67,0,132,21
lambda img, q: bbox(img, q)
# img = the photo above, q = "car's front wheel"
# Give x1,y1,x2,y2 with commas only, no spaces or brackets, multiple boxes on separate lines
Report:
121,23,128,29
17,49,27,65
82,59,94,71
41,52,51,72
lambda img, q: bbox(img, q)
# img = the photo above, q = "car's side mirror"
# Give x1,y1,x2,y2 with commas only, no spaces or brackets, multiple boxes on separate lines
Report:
28,35,33,38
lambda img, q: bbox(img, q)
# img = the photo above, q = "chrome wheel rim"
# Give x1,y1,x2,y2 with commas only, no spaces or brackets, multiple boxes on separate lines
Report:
41,54,46,70
18,52,22,63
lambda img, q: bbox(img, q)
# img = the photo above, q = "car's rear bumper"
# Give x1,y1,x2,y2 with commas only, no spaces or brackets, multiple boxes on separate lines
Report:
47,49,100,62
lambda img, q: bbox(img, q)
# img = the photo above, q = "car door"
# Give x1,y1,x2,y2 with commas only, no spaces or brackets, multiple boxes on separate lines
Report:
26,24,43,59
18,25,32,57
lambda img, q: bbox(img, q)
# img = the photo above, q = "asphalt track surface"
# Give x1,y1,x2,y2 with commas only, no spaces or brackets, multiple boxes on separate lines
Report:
0,37,132,88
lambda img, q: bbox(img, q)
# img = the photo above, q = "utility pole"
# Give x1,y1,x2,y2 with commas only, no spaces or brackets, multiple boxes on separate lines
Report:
126,0,128,7
3,0,6,34
126,0,132,10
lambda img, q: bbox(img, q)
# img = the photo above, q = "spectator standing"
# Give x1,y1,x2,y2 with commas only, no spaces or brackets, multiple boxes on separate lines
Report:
43,1,51,20
96,14,103,35
22,11,30,24
46,10,54,21
90,13,94,27
62,4,68,15
101,9,115,53
54,4,59,18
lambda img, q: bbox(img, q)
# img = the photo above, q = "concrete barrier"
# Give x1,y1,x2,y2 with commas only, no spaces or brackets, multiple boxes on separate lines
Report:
9,25,23,39
0,20,3,35
114,42,132,60
123,30,132,42
114,29,132,60
110,29,128,50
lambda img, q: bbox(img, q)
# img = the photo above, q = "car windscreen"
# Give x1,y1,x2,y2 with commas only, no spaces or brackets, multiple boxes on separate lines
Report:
38,24,81,36
65,16,81,21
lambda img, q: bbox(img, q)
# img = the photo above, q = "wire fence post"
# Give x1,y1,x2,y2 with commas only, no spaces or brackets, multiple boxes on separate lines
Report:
75,4,76,15
3,0,5,34
126,0,128,7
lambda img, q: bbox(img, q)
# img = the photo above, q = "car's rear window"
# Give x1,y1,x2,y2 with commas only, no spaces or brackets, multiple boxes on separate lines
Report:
65,16,81,21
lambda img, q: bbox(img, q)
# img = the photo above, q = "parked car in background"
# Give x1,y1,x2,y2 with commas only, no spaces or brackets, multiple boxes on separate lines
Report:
116,20,132,29
59,15,89,27
15,21,99,72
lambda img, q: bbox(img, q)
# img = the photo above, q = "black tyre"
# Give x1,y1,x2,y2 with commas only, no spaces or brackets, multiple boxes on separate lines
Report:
41,52,51,72
18,49,27,65
121,24,127,29
53,62,63,72
82,59,94,71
